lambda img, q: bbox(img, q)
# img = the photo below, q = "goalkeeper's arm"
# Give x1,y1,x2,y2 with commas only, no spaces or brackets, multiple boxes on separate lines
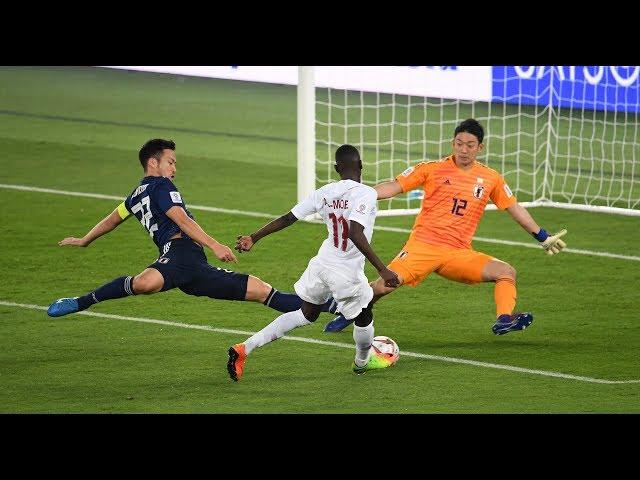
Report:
505,203,567,255
374,180,403,200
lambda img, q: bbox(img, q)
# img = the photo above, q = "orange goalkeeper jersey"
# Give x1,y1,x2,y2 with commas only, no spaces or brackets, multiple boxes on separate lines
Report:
395,155,517,249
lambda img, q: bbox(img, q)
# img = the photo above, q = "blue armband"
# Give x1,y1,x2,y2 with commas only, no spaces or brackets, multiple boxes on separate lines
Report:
532,228,549,242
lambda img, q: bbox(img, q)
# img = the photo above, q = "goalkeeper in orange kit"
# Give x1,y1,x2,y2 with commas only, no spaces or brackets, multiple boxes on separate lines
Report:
324,118,567,335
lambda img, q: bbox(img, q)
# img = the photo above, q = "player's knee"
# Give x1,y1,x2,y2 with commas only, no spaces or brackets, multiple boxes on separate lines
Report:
132,275,157,294
245,276,272,302
487,260,516,282
354,306,373,327
503,264,517,281
494,263,516,282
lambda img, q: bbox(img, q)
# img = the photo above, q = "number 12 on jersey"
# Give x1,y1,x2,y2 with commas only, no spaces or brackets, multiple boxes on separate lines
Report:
451,197,467,216
328,213,349,251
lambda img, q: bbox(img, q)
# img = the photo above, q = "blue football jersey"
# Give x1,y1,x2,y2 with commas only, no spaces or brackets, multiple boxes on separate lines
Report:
123,176,196,251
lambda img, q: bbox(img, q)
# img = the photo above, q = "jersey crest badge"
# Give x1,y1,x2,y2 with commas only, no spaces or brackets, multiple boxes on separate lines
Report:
357,203,367,214
473,184,485,199
170,191,182,203
503,184,513,198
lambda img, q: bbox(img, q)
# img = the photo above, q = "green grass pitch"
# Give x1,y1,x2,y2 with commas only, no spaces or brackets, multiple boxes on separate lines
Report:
1,66,638,413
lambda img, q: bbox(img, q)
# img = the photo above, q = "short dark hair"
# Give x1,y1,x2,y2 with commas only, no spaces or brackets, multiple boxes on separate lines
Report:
138,139,176,170
335,144,361,166
454,119,484,144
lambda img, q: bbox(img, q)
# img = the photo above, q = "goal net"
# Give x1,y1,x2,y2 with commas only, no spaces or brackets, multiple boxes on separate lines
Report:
300,66,640,216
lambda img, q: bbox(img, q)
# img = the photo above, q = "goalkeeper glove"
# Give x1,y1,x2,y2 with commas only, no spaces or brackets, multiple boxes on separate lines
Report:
533,228,567,255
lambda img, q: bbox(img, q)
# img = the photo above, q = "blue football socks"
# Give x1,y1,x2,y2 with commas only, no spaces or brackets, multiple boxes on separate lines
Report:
77,276,135,310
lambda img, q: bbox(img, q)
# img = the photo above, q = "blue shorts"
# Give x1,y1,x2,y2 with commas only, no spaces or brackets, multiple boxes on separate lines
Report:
149,238,249,301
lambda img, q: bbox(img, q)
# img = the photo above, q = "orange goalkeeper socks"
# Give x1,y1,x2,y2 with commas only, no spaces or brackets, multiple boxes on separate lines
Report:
495,277,517,317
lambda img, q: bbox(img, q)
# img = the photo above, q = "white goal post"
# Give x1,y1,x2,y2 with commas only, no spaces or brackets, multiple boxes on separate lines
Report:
297,66,640,217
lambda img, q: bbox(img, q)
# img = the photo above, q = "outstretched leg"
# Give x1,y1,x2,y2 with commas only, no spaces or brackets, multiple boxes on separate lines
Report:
47,268,163,317
436,250,533,336
227,300,322,381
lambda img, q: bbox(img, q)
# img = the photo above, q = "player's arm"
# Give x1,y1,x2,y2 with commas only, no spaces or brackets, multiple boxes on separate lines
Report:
506,203,567,255
376,162,430,199
235,212,298,253
374,180,404,200
349,221,399,288
165,206,237,262
58,202,129,247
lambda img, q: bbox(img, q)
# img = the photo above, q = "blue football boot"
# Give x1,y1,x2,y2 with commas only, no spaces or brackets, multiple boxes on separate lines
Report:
323,315,354,333
492,312,534,335
47,297,80,317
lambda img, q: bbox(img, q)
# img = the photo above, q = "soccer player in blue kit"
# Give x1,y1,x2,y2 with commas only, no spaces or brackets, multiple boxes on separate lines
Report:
47,139,335,317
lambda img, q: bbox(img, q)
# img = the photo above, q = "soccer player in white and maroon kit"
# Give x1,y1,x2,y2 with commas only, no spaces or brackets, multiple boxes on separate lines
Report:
228,145,399,381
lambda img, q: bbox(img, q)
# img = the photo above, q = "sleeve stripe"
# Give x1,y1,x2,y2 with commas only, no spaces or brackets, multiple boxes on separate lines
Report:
117,202,131,220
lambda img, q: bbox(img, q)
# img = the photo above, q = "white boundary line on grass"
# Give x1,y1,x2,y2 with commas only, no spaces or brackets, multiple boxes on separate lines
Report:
1,183,639,262
2,300,639,385
0,183,276,219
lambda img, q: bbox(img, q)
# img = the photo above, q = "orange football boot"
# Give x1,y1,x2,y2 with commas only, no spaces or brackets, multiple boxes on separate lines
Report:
227,344,247,381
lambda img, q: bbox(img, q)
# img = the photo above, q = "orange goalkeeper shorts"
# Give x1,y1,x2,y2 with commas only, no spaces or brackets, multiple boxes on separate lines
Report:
387,237,494,286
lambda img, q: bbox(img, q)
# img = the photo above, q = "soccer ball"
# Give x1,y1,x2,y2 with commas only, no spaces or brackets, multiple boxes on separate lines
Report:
372,335,400,365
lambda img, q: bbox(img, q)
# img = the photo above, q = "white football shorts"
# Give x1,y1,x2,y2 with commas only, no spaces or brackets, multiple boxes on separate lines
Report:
294,256,373,320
